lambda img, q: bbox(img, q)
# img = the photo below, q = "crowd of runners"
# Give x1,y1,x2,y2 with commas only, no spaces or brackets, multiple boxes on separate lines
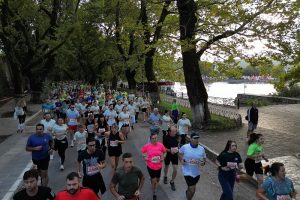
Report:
12,81,297,200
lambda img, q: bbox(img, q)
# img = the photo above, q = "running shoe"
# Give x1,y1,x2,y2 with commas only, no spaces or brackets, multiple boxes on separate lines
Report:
170,181,176,191
60,165,64,171
70,140,74,147
163,176,168,184
50,154,54,160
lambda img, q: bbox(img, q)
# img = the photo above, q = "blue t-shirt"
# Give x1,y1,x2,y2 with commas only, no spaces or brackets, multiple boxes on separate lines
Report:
42,103,55,112
261,176,294,200
179,143,206,177
26,133,53,160
148,113,161,130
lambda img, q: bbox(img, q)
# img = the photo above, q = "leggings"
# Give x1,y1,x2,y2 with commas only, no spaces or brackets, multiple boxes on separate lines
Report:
18,114,26,124
54,138,68,164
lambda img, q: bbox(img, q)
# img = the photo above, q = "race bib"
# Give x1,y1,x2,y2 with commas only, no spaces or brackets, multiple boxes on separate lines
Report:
78,140,86,145
227,162,238,169
189,159,200,165
87,165,99,175
171,147,178,154
70,118,76,122
98,128,105,133
151,156,161,163
276,195,291,200
110,140,118,147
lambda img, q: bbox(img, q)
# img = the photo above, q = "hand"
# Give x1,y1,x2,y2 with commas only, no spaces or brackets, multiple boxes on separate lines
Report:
221,166,230,171
134,190,141,196
35,146,42,151
200,160,206,166
78,171,82,178
143,156,148,161
98,163,105,170
117,195,125,200
180,159,186,165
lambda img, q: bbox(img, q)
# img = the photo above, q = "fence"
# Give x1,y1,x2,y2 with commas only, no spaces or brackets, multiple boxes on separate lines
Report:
162,95,242,126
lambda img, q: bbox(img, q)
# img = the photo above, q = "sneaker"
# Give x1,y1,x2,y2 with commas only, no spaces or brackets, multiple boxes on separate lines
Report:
170,181,176,191
163,176,168,184
60,165,64,171
50,154,54,160
70,140,74,147
153,194,157,200
185,190,188,199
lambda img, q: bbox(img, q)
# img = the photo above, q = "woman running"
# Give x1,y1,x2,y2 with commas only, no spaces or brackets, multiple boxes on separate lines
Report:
52,117,68,170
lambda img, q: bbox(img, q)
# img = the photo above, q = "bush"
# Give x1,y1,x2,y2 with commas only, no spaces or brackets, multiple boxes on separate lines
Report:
277,85,300,98
244,98,271,107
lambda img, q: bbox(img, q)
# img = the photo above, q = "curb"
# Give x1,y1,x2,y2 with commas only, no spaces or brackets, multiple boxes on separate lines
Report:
1,109,42,200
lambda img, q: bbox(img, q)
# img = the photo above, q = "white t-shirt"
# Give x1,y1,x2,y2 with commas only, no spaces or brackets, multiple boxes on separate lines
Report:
90,105,100,115
104,109,117,126
177,118,191,135
127,104,136,116
40,119,56,133
118,112,130,125
114,104,124,113
74,131,87,151
52,124,68,140
161,115,172,131
179,144,206,177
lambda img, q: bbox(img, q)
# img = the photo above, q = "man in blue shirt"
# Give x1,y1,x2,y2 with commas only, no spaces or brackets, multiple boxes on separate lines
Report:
148,108,162,134
26,123,53,187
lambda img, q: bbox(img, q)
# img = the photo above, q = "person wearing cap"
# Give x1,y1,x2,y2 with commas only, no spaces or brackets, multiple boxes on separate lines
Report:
179,132,206,200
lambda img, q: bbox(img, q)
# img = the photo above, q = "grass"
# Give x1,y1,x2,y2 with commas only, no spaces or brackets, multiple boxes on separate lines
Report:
158,98,238,131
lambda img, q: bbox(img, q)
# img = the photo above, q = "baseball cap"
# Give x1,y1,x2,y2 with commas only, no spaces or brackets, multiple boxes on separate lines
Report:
191,133,200,139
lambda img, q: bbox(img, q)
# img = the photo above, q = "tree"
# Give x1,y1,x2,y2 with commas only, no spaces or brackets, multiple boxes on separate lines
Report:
176,0,299,129
0,0,79,101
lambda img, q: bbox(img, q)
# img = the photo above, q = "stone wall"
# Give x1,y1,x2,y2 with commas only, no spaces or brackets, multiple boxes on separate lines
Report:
237,94,300,105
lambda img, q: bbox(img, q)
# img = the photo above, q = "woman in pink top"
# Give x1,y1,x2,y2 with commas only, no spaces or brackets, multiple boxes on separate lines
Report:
141,132,166,200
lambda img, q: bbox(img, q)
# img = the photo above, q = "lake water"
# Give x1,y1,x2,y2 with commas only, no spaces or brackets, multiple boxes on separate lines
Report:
177,82,277,99
206,82,277,99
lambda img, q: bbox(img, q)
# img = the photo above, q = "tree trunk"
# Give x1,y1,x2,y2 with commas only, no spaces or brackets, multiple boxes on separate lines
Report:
177,0,210,130
125,69,137,89
112,75,118,90
144,51,160,106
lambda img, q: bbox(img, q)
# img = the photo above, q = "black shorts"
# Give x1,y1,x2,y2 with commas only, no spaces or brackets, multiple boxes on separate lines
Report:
108,147,122,157
164,153,178,165
244,158,263,176
147,166,161,178
122,124,130,127
32,156,50,170
184,175,200,186
142,108,147,112
83,173,106,195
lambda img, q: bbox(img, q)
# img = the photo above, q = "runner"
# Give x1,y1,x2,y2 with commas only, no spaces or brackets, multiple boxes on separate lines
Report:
26,123,53,186
52,117,69,170
14,100,26,133
127,99,136,130
148,108,161,134
141,132,166,200
85,113,96,138
55,172,100,200
104,104,118,128
163,126,179,191
106,123,126,174
216,140,243,200
134,98,140,123
13,169,55,200
244,133,268,186
118,106,131,139
177,113,191,146
110,152,145,200
66,104,80,147
179,133,206,200
77,137,107,196
40,112,56,159
74,124,88,155
171,99,179,124
95,114,109,158
161,110,173,143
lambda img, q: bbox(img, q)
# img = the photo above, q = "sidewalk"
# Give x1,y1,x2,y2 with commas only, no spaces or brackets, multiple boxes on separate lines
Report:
199,104,300,192
0,99,42,199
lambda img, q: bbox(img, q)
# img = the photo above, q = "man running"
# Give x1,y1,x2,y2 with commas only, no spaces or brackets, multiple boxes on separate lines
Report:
179,133,206,200
163,126,179,191
110,152,145,200
77,137,106,196
40,112,56,160
26,123,53,186
66,104,80,147
55,172,100,200
13,169,55,200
